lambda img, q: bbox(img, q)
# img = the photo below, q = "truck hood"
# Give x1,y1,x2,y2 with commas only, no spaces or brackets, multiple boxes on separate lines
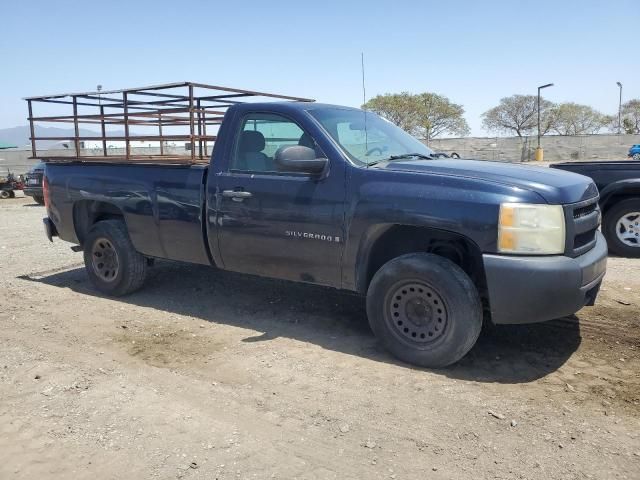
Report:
376,159,598,204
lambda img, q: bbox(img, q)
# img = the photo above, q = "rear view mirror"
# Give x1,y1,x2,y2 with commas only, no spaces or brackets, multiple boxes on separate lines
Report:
274,146,328,175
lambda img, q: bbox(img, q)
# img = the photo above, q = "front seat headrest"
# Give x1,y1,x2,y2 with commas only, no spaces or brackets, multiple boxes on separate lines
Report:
239,130,266,152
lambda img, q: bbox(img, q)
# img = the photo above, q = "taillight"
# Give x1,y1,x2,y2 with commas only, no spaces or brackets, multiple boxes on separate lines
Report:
43,175,50,207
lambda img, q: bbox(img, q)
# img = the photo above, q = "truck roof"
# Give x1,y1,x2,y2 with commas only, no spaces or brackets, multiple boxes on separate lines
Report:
25,82,315,165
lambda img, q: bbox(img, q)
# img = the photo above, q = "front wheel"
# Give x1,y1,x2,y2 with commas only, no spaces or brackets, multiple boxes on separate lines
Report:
83,220,147,296
366,253,482,368
632,153,640,160
603,198,640,258
0,190,10,199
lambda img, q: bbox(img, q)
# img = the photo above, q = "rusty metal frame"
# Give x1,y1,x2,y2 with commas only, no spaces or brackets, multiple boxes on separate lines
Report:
25,82,314,164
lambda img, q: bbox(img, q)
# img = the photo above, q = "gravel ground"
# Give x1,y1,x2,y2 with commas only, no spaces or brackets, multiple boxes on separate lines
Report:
1,195,639,480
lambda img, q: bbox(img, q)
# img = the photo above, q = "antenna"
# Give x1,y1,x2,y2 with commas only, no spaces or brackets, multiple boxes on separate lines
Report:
361,52,367,106
361,52,369,166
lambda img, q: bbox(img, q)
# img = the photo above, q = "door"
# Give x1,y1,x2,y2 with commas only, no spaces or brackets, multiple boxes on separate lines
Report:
214,112,345,287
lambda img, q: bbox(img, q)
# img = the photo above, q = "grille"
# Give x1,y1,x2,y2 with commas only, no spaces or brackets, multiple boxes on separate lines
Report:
565,197,600,257
573,202,597,219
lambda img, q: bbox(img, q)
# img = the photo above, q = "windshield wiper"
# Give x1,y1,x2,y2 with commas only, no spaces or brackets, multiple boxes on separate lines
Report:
367,153,434,167
388,153,434,160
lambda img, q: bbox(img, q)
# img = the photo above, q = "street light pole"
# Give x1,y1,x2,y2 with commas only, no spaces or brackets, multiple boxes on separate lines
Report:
535,83,553,161
537,83,554,149
616,82,623,134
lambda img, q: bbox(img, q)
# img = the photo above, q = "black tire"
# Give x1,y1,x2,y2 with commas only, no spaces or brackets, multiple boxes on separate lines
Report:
0,190,10,199
33,195,45,205
603,198,640,258
366,253,482,368
83,220,147,296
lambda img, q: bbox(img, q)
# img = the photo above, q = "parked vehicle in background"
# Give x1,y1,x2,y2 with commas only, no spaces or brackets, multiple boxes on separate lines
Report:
31,82,607,368
629,144,640,160
0,167,23,199
551,161,640,257
23,161,45,204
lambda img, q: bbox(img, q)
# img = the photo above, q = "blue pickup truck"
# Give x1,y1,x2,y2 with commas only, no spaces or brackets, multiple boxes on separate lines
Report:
37,88,607,367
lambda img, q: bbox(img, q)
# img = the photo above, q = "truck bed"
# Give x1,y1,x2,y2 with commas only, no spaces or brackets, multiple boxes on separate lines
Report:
550,161,640,191
45,162,212,265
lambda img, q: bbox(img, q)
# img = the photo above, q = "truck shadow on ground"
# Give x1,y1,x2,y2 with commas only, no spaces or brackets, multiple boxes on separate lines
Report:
21,260,581,384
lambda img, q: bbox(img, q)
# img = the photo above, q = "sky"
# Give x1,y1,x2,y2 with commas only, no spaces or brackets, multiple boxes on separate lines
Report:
1,0,638,136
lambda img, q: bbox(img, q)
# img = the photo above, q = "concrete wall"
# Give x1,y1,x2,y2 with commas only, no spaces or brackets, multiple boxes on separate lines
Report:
0,149,38,175
427,133,640,162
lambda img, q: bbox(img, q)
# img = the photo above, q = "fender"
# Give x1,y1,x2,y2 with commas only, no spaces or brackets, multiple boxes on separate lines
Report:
599,179,640,209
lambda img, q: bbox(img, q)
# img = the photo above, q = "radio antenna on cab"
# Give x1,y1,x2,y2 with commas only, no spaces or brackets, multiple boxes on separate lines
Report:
361,52,369,167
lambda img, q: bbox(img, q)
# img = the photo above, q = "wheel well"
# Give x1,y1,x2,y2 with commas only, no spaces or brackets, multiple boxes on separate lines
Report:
602,191,640,215
73,200,125,245
359,225,489,315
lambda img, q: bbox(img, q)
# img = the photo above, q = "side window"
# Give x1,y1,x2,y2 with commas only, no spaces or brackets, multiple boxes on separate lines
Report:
231,113,320,173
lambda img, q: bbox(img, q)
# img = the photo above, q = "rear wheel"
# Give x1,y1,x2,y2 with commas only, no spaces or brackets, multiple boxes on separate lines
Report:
0,190,10,199
83,220,147,296
366,253,482,368
603,198,640,258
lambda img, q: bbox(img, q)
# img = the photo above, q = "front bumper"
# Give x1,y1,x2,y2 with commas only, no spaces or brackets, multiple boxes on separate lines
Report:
23,187,43,197
483,231,607,324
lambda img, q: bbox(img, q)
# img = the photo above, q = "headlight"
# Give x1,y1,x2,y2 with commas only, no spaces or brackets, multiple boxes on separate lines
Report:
498,203,565,255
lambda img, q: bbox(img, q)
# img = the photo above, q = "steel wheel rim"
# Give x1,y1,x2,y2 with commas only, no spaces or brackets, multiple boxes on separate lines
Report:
615,212,640,247
384,280,448,346
91,237,119,282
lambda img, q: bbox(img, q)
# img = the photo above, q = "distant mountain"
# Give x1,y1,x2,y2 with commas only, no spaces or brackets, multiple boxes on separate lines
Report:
0,125,129,149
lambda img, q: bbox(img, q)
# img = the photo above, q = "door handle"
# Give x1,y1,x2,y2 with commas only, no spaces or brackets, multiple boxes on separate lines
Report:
222,190,252,200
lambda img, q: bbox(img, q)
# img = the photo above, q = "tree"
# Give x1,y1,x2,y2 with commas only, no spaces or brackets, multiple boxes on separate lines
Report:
481,95,555,137
363,92,469,140
621,99,640,134
361,92,419,133
551,102,608,135
415,93,470,141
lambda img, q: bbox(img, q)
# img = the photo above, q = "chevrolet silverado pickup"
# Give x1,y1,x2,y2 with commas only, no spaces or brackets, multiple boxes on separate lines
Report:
32,83,607,367
551,161,640,257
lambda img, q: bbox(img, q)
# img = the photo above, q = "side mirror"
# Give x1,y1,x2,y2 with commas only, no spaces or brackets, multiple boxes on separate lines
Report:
274,146,328,175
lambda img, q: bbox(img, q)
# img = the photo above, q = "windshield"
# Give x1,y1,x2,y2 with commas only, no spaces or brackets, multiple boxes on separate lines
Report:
308,107,434,165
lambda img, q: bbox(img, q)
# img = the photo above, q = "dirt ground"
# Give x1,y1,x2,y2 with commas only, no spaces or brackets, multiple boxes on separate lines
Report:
1,195,638,480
